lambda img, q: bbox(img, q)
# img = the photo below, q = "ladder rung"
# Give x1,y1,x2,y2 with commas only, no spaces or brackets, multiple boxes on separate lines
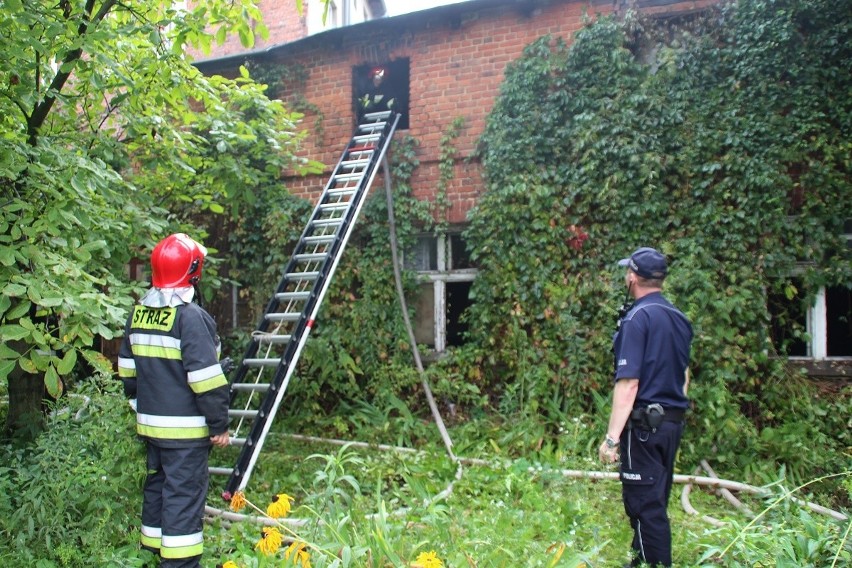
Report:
348,148,375,156
319,203,349,213
294,253,328,262
229,409,259,419
229,438,247,447
265,312,301,323
359,121,387,133
253,333,292,345
311,219,342,228
285,271,320,281
327,187,357,198
209,466,234,476
276,291,311,301
333,172,365,183
230,383,271,392
340,158,371,169
304,234,336,245
353,133,381,144
363,110,392,120
243,358,281,367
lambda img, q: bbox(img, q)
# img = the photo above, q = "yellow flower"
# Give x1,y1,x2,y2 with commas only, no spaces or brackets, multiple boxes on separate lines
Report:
284,540,311,567
255,526,283,555
266,493,294,518
229,491,247,513
217,562,239,568
412,550,444,568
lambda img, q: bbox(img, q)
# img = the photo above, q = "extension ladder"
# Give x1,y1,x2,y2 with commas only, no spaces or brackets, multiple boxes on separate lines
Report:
211,111,401,499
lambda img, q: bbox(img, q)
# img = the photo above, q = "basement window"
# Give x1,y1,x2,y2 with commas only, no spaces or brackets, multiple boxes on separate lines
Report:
768,219,852,360
406,232,477,352
769,282,852,359
352,59,410,130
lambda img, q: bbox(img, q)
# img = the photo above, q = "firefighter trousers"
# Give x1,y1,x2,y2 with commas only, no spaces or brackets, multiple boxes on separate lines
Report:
141,443,209,568
619,420,684,567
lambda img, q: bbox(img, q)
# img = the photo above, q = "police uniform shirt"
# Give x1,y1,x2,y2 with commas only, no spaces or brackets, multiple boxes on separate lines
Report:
613,292,693,410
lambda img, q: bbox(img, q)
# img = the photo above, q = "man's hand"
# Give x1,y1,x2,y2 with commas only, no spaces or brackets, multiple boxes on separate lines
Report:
598,439,619,464
210,432,230,448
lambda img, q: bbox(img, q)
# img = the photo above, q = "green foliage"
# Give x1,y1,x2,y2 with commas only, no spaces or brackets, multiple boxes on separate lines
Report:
306,443,364,523
699,474,852,566
0,0,312,432
0,381,846,566
462,0,852,487
433,116,466,230
209,417,849,567
244,60,326,137
0,376,153,566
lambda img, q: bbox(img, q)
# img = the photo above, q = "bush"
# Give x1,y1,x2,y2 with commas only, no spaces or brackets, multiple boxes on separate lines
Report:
0,376,153,566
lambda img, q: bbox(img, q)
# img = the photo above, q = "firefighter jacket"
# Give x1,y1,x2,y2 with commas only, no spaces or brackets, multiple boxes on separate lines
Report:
118,296,229,448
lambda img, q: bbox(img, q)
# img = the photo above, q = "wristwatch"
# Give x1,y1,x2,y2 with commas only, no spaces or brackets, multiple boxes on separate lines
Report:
605,434,619,449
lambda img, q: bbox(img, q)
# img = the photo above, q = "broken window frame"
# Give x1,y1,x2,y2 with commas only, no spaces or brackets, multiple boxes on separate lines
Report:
407,231,477,352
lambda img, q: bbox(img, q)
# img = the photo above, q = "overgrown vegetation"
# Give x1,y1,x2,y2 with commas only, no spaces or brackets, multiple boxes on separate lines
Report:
1,0,850,564
460,0,852,492
0,0,319,438
0,382,848,566
272,0,852,505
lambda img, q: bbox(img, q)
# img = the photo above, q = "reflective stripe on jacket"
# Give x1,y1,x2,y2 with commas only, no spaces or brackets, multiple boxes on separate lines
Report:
118,301,229,448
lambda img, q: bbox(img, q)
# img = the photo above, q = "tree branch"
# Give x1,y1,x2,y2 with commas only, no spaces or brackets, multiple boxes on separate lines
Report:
26,0,118,146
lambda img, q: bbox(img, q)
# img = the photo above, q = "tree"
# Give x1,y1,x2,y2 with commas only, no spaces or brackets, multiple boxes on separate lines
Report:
0,0,312,439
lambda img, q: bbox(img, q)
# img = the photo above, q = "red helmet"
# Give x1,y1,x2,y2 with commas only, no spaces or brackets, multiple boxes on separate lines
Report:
150,233,207,288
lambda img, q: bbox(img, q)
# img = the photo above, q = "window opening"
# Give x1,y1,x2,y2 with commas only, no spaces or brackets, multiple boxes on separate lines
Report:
768,220,852,361
446,281,472,347
825,285,852,357
406,235,438,271
408,232,477,352
352,59,410,130
768,278,808,357
450,233,473,269
769,279,852,359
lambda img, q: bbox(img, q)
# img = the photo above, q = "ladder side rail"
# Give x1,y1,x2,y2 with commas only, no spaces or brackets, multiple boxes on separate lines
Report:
291,112,391,268
275,114,387,263
229,112,394,390
250,112,399,415
226,136,368,391
223,113,400,497
303,112,400,327
226,252,312,391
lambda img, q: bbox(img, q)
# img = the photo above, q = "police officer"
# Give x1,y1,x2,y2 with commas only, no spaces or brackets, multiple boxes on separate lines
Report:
598,247,693,568
118,233,230,567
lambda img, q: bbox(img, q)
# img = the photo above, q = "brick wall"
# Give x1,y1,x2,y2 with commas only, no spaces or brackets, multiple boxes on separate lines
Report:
198,0,716,225
188,0,308,61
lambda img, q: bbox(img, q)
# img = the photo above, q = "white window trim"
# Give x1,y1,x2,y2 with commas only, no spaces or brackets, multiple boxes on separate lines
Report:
809,287,828,359
412,233,477,352
787,285,850,361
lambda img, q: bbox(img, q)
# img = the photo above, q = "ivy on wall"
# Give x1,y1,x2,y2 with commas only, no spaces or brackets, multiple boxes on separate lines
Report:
457,0,850,480
244,59,326,137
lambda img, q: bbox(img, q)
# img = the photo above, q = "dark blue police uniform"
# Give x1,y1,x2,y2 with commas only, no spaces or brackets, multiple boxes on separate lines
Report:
613,291,692,567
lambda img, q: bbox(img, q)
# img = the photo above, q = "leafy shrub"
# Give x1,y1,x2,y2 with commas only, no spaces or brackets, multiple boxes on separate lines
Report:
0,376,152,566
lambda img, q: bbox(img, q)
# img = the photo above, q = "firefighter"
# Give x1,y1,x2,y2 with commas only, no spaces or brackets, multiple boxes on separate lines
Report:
357,65,396,117
118,233,230,568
